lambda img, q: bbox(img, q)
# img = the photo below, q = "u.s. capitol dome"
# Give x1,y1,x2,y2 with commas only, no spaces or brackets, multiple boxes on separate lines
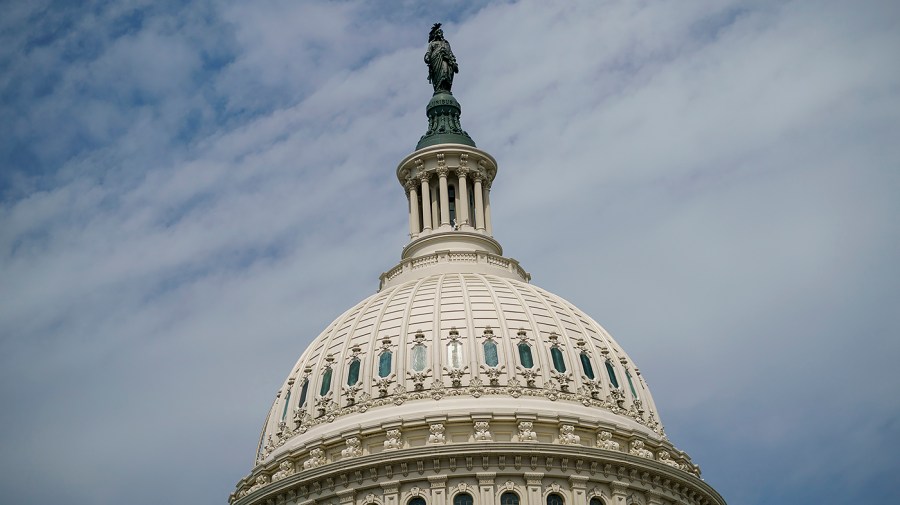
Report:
231,25,726,505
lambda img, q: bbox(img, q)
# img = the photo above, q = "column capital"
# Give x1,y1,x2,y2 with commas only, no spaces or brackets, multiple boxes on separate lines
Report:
456,166,469,177
417,171,431,183
436,166,450,178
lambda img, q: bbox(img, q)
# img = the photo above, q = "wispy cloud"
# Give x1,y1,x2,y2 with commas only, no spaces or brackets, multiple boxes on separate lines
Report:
1,1,898,504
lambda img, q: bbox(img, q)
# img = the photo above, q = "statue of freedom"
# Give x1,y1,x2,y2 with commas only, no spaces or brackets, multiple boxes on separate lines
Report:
425,23,458,94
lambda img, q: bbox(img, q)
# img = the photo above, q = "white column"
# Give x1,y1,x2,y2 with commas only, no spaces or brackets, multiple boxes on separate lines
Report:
438,166,450,229
431,181,440,229
407,180,420,238
473,173,486,232
381,481,400,505
525,472,543,505
429,475,447,505
477,472,496,505
457,168,470,229
483,180,492,236
419,174,432,232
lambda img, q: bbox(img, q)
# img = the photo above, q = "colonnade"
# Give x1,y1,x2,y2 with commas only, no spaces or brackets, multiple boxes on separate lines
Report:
407,168,492,238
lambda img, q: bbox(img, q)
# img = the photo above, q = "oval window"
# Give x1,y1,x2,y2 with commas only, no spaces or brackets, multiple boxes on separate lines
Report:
518,342,534,368
298,379,309,408
580,352,595,379
319,368,332,396
378,351,392,378
483,340,499,367
605,360,620,389
411,344,427,372
626,370,639,399
447,340,463,369
281,389,291,420
347,358,361,386
550,347,566,373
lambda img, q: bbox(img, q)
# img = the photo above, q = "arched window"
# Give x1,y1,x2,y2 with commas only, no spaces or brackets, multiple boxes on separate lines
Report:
408,498,426,505
280,389,291,420
580,352,595,379
518,342,534,368
547,493,564,505
590,498,605,505
605,360,620,389
447,340,464,369
319,368,333,395
411,343,427,372
626,370,639,399
454,493,473,505
347,358,361,386
378,351,393,378
500,492,519,505
483,339,499,367
298,379,309,408
550,347,567,373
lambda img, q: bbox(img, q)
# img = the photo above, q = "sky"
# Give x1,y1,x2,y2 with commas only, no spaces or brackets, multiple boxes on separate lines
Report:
1,0,898,504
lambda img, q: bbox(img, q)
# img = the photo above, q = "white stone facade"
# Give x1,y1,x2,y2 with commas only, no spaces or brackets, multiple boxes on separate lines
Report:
232,54,726,505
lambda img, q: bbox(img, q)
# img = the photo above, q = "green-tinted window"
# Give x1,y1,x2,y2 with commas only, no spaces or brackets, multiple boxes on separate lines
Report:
298,379,309,407
590,499,605,505
550,347,566,373
580,352,595,379
411,344,427,372
626,370,638,399
319,368,332,396
483,340,499,367
547,494,564,505
347,359,361,386
605,361,619,389
378,351,392,378
518,342,534,368
281,390,291,420
408,499,426,505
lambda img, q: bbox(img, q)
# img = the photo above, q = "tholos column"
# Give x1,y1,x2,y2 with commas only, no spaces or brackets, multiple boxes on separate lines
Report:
483,181,492,236
418,173,432,232
457,167,470,229
473,173,486,232
437,166,450,229
406,179,420,237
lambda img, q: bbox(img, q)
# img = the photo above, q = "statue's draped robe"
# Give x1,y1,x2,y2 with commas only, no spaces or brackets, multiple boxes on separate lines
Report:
425,39,457,93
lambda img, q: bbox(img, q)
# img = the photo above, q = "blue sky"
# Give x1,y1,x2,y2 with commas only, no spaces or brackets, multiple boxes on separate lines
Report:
1,1,899,504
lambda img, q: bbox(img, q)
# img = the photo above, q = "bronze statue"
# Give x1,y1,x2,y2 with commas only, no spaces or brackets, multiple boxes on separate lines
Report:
425,23,458,93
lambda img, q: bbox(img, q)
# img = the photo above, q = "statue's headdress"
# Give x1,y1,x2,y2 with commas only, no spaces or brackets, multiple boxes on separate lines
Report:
429,23,443,42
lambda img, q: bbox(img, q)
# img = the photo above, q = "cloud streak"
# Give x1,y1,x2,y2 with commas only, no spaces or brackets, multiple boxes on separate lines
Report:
1,1,898,504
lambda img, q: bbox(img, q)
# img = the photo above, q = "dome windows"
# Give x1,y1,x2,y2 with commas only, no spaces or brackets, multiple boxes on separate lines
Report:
297,378,309,408
378,351,392,378
408,498,426,505
347,358,361,386
447,330,464,369
378,337,394,378
483,339,499,367
590,498,606,505
547,493,564,505
319,368,333,396
548,332,566,373
411,346,427,372
626,369,639,399
516,329,534,368
605,360,620,389
517,342,534,368
280,389,291,421
580,352,595,379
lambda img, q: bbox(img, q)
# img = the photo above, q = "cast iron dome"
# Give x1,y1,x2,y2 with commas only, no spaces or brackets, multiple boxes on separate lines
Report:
231,24,726,505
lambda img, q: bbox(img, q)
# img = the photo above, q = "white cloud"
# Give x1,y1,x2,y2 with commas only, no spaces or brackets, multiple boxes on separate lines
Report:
1,1,898,504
